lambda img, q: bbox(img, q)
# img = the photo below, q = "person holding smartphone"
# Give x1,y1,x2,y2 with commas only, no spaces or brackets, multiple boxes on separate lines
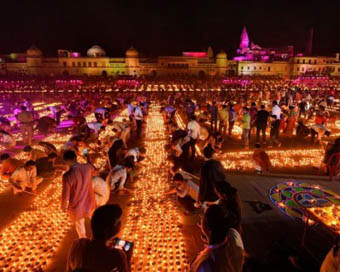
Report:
66,204,129,272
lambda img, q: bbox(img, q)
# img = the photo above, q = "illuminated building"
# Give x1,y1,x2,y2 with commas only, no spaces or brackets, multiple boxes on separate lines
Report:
2,27,340,77
0,45,233,77
235,26,294,62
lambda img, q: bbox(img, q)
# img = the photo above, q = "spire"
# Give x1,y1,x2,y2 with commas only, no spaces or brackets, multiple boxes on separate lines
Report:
207,46,214,58
240,26,249,49
305,27,313,56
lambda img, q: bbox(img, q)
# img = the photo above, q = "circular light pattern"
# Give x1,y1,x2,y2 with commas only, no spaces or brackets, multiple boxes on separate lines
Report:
269,181,340,221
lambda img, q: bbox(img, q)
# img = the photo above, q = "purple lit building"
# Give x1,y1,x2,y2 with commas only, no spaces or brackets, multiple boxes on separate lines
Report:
234,26,294,62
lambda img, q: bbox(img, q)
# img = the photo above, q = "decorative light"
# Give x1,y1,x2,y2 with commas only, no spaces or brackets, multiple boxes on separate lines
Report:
308,205,340,233
0,108,131,270
119,106,189,271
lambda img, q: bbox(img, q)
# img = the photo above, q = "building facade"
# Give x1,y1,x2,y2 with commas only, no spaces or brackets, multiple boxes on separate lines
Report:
1,27,340,78
0,45,234,78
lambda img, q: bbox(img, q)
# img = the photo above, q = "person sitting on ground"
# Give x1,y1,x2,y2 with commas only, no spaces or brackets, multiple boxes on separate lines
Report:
0,129,16,149
252,143,272,174
106,160,134,194
9,160,43,194
190,205,244,272
92,175,110,207
0,153,23,180
35,152,58,178
65,204,129,272
23,145,47,161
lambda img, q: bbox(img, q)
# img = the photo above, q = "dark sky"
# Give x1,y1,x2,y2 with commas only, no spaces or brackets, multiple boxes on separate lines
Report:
1,0,340,57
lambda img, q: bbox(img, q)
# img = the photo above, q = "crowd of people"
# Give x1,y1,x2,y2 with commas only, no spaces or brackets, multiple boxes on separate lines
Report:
0,75,340,271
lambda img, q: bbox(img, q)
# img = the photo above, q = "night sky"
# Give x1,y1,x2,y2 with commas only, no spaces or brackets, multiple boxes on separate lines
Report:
1,0,340,57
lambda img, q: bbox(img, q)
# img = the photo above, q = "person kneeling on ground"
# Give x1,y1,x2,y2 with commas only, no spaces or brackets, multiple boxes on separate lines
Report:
164,172,200,214
252,143,272,174
9,160,43,194
190,205,244,272
65,204,129,272
106,160,134,194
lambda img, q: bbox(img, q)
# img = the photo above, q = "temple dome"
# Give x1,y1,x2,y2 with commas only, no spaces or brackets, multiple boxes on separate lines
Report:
126,46,138,57
216,51,227,59
26,45,43,57
87,45,106,57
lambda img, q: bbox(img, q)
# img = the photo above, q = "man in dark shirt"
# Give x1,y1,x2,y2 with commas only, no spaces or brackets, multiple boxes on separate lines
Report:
256,105,269,145
107,138,124,169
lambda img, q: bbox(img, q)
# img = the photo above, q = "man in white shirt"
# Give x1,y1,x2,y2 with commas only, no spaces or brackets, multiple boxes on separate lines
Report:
272,100,281,119
134,104,143,136
106,161,134,194
9,160,43,194
187,115,200,158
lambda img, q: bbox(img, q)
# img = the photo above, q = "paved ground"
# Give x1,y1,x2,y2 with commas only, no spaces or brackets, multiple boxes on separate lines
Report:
1,107,339,271
42,174,340,272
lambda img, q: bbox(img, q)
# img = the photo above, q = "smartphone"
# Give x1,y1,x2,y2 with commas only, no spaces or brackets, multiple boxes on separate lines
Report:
113,237,133,253
83,148,88,156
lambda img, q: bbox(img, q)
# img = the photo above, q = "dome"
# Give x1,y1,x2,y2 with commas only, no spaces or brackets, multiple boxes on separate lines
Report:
26,45,43,57
216,51,227,59
126,46,138,58
87,45,106,57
